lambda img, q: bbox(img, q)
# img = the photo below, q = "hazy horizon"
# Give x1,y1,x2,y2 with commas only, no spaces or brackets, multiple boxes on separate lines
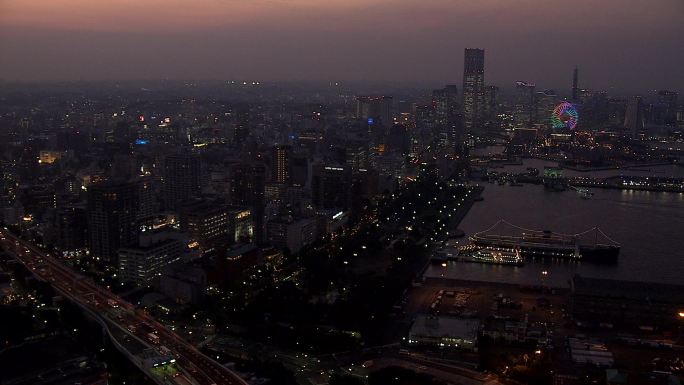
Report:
2,0,683,93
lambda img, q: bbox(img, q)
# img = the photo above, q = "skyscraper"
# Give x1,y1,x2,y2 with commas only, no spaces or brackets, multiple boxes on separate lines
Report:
163,153,201,211
462,48,485,133
230,162,266,243
272,145,292,184
87,180,140,263
514,81,536,127
311,163,352,210
624,96,644,139
356,96,393,128
233,110,250,148
534,89,558,127
657,90,678,126
432,85,462,147
483,85,499,123
572,66,579,102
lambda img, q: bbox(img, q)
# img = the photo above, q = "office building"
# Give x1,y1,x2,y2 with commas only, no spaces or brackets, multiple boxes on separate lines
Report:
266,217,317,253
311,163,352,210
233,110,250,148
159,264,207,305
87,180,140,263
230,162,266,243
624,96,644,138
432,85,462,147
657,90,678,126
290,153,309,187
356,96,393,128
55,205,88,253
462,48,485,133
535,89,558,127
163,153,201,211
514,81,536,127
181,202,230,254
180,201,253,254
345,144,368,171
118,232,184,287
483,85,499,123
272,145,291,184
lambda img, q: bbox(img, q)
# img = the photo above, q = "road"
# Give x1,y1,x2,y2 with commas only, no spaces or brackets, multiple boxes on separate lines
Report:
0,229,249,385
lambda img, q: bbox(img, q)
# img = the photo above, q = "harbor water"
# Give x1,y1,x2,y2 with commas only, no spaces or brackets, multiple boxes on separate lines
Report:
424,158,684,287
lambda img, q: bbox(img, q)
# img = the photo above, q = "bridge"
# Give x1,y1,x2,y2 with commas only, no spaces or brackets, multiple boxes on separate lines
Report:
0,228,249,385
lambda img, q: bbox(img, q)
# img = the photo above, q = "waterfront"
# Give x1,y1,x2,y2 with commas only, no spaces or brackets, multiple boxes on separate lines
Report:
424,159,684,287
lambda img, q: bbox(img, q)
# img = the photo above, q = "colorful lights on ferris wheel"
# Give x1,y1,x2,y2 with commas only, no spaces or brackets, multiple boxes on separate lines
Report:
551,101,579,130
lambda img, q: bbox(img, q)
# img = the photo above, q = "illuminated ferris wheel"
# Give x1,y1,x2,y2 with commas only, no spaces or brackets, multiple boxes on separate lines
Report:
551,101,579,130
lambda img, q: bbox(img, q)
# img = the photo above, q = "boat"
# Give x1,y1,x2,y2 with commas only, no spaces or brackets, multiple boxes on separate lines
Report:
469,220,620,263
461,247,524,266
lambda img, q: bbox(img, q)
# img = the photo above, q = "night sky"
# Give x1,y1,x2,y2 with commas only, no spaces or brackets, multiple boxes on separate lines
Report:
1,0,683,92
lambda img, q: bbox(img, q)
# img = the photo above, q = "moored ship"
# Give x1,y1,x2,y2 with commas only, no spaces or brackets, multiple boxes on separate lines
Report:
463,247,524,266
469,220,620,263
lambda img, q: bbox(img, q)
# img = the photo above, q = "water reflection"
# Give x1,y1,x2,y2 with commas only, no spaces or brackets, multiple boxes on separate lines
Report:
424,159,684,287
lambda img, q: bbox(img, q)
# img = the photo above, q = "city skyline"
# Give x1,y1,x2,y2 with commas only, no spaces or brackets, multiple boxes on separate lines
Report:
1,0,683,92
1,2,684,385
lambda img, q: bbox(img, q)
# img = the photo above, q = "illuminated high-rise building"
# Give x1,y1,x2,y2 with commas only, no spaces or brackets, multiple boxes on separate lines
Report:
230,162,266,243
272,145,291,184
483,85,499,122
462,48,485,133
432,85,462,147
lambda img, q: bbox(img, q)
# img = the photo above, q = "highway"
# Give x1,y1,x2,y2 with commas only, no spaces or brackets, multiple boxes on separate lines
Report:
0,228,249,385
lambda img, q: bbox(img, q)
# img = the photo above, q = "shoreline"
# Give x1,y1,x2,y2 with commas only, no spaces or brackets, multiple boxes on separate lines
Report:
521,156,676,173
414,184,484,282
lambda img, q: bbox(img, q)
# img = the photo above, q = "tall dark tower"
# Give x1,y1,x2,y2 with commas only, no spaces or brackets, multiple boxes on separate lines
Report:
572,66,579,102
230,162,266,243
163,153,201,210
462,48,485,133
87,180,140,263
624,96,644,139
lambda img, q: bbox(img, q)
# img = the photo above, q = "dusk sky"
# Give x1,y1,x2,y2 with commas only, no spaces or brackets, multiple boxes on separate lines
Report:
1,0,683,92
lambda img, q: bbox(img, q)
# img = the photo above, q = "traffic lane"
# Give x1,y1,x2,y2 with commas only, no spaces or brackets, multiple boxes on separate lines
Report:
1,233,246,385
